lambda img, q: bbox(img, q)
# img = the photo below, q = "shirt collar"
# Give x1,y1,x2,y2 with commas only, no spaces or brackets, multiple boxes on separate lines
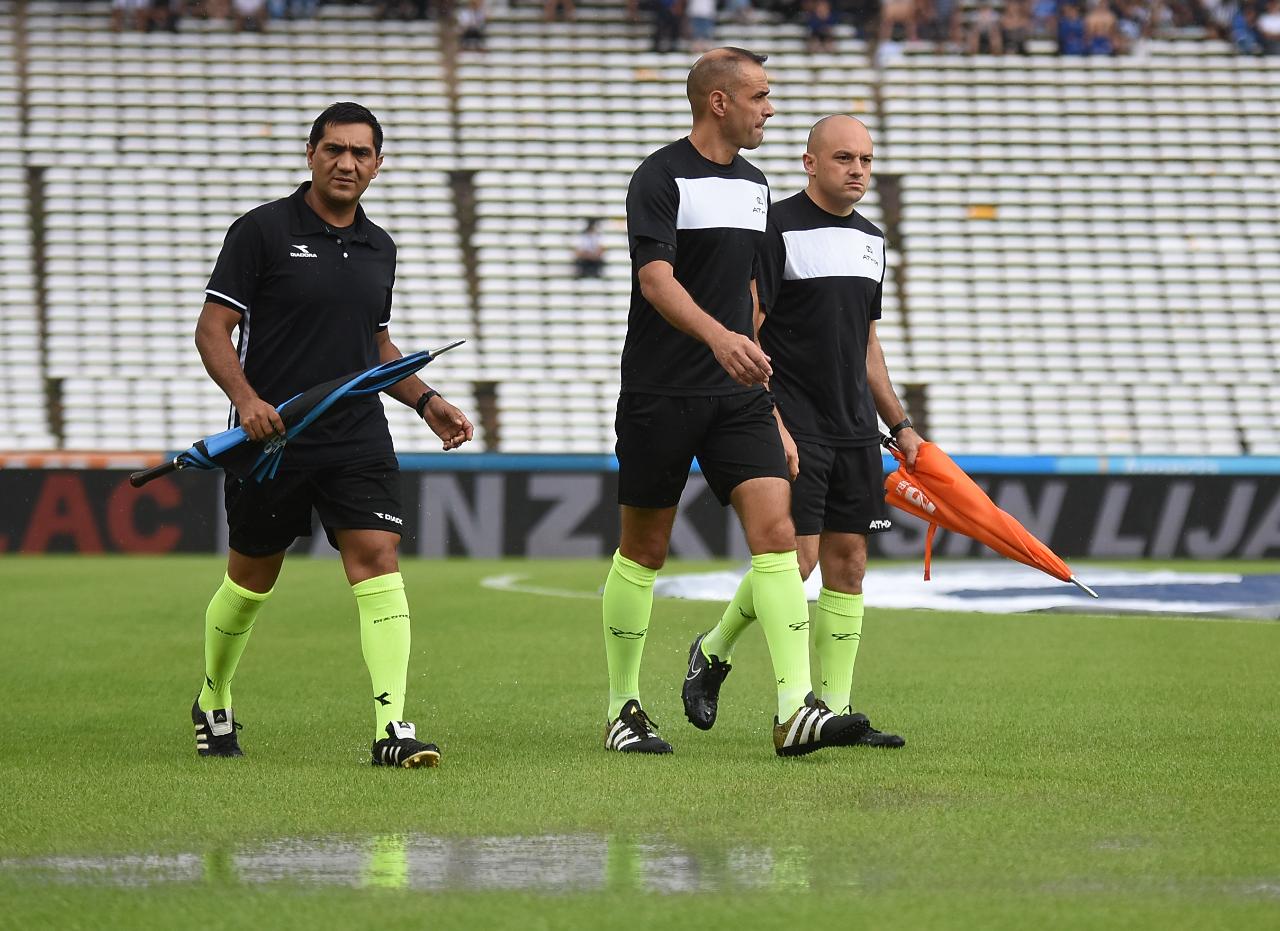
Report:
288,181,377,247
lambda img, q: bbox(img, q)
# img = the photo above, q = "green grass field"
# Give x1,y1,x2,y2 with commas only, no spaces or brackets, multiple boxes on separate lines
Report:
2,556,1279,930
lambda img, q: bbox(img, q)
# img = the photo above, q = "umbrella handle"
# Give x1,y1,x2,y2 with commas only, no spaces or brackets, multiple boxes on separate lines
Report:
129,458,179,488
880,433,905,462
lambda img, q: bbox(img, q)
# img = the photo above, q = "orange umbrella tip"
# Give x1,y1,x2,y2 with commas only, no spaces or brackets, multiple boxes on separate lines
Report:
1070,576,1100,599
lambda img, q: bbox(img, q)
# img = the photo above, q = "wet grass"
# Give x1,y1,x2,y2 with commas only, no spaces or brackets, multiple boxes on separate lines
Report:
2,556,1279,929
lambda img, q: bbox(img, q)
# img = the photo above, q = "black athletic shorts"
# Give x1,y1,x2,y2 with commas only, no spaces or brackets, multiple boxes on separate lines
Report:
224,456,404,556
615,390,789,508
791,439,892,537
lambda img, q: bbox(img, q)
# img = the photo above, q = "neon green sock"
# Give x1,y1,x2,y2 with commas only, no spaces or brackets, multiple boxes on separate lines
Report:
750,551,812,719
602,550,656,719
354,572,411,739
701,571,755,662
198,574,270,712
814,588,864,711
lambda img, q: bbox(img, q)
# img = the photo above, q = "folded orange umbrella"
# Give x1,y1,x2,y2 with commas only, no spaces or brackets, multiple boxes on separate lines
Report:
883,437,1097,597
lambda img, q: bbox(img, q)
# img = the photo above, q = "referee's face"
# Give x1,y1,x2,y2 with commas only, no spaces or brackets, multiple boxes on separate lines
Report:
306,122,383,212
724,63,774,151
806,118,874,214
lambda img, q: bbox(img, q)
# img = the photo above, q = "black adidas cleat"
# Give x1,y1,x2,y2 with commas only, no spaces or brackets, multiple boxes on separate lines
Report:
192,699,244,758
371,721,441,768
605,699,673,754
773,693,861,758
682,632,732,731
830,709,906,748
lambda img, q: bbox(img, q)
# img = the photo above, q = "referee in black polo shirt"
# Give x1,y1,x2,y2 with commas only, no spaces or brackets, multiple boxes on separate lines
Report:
754,114,920,748
604,48,865,759
190,102,473,768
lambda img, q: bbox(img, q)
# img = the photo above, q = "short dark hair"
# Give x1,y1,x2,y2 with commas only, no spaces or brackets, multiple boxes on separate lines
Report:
686,47,769,114
308,102,384,154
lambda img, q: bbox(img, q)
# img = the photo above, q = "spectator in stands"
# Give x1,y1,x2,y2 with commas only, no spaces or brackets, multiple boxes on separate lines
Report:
377,0,434,19
267,0,319,19
687,0,718,52
458,0,487,49
927,0,963,47
1084,0,1120,52
111,0,151,30
806,0,840,50
1057,2,1089,52
190,102,473,769
651,0,682,51
724,0,757,24
232,0,269,30
1258,0,1280,51
1001,0,1033,51
544,0,576,21
1031,0,1058,36
1228,3,1264,52
966,0,1004,51
574,218,606,277
1115,0,1151,51
879,0,919,43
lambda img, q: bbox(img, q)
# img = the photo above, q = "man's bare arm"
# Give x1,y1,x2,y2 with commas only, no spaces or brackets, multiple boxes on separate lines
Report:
194,301,284,441
638,260,772,386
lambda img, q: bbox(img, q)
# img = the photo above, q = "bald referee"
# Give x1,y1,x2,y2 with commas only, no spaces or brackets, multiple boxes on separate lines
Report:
684,115,916,748
190,102,473,768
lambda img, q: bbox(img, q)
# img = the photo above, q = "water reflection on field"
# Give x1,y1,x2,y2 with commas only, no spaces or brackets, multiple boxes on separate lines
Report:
3,834,834,894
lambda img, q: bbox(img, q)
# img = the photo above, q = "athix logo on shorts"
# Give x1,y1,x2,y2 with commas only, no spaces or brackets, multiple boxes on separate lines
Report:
290,244,318,258
374,512,404,526
869,519,893,530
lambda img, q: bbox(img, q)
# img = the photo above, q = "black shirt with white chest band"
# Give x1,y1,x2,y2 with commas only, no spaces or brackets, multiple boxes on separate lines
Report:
756,190,886,447
204,182,397,466
622,137,770,396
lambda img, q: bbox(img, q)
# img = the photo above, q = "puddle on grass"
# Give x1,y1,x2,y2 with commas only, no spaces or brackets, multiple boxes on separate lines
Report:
0,835,831,894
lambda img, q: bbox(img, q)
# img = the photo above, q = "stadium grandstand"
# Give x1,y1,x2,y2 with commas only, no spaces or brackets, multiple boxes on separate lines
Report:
2,0,1277,458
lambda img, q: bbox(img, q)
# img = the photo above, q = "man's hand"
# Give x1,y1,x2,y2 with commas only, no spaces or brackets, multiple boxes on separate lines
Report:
423,397,475,451
236,397,285,442
710,331,772,386
895,427,923,472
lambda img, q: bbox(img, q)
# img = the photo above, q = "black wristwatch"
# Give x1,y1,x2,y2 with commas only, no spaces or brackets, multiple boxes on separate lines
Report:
889,417,914,437
415,390,440,418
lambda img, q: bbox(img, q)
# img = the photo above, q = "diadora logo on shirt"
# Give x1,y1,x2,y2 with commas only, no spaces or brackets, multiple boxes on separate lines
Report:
290,243,318,258
374,511,404,526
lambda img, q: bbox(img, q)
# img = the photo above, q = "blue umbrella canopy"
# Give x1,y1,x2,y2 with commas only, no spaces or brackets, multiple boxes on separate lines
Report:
129,340,463,488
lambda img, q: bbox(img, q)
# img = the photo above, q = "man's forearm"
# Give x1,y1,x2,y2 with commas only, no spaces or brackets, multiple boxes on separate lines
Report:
378,334,431,409
196,324,258,409
641,273,727,347
866,337,906,426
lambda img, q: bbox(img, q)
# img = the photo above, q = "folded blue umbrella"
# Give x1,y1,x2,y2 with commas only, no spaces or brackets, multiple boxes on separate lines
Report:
129,340,464,488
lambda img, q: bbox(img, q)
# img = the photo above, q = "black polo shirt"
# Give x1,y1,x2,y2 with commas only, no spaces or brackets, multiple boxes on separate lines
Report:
204,182,397,467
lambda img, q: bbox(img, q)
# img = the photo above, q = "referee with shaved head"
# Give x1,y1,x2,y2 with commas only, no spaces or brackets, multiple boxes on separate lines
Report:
752,114,920,748
190,102,473,769
601,49,864,759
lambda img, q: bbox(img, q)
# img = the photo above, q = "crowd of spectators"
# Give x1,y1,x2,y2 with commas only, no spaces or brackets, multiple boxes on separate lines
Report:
105,0,1280,56
1214,0,1280,53
111,0,323,32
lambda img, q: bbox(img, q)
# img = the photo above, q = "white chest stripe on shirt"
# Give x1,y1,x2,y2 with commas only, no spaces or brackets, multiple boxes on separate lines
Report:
675,176,769,232
782,227,884,282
